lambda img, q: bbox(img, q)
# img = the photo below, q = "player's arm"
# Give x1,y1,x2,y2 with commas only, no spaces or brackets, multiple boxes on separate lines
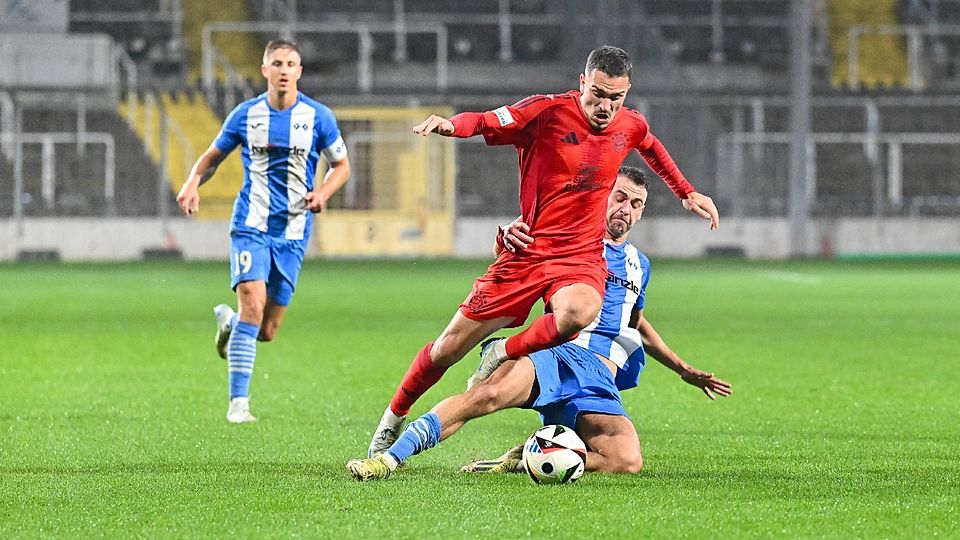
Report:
413,94,557,140
631,309,732,400
176,143,229,216
305,112,351,214
636,132,720,230
304,156,350,213
494,217,534,257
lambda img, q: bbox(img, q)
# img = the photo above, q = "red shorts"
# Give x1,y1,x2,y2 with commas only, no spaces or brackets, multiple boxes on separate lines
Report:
459,253,606,328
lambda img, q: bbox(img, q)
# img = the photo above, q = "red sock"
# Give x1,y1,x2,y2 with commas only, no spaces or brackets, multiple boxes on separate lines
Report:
504,313,578,359
389,342,449,417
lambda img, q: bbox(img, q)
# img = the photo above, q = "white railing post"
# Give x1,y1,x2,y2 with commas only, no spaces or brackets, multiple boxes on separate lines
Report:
358,26,373,93
847,25,862,89
907,26,923,91
711,0,724,63
76,95,87,157
104,135,116,216
887,140,902,210
202,27,216,107
144,93,157,160
730,106,744,218
114,44,139,125
437,26,448,92
498,0,513,62
750,97,765,160
864,98,879,163
41,136,55,210
0,91,14,161
393,0,407,62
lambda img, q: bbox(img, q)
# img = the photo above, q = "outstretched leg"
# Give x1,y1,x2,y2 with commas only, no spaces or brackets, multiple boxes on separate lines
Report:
369,312,511,456
349,358,537,480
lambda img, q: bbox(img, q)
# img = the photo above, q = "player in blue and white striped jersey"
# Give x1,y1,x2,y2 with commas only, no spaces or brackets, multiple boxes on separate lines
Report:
347,166,730,480
177,40,350,423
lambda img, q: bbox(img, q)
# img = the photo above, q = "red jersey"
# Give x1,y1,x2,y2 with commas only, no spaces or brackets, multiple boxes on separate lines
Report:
451,90,695,260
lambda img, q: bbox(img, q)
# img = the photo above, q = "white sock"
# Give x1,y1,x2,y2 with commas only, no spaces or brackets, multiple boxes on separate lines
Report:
493,339,507,362
381,452,400,470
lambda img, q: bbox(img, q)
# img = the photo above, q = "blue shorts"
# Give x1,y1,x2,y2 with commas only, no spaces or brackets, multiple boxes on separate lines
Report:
525,342,626,429
229,230,306,306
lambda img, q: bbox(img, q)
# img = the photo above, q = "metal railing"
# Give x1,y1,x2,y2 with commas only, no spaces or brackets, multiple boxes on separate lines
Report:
717,131,960,216
296,0,801,66
847,24,960,90
201,21,448,107
71,0,183,44
2,132,116,225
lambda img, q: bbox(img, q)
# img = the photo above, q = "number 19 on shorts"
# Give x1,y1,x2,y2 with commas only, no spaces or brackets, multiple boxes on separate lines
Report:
234,250,253,276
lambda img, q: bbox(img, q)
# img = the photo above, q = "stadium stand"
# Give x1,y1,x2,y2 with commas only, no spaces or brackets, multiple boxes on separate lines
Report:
827,0,909,87
3,0,959,226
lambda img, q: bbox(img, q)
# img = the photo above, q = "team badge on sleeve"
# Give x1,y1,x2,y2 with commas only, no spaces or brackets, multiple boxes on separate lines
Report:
493,106,515,127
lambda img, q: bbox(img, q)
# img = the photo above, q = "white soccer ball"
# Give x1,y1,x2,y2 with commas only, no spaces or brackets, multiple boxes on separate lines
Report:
522,424,586,484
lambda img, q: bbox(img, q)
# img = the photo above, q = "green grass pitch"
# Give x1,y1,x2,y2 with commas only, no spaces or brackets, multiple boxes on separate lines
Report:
1,258,958,538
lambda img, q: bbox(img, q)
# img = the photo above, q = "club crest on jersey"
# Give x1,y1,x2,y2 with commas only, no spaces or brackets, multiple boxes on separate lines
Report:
493,106,515,127
612,132,628,153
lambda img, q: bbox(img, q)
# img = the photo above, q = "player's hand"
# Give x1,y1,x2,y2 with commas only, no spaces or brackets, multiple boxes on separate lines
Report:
682,192,720,230
680,367,732,400
499,218,534,253
413,115,455,137
304,191,327,213
176,185,200,216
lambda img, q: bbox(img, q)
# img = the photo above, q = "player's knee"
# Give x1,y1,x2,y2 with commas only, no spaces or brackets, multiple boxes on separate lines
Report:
237,305,264,326
555,305,599,336
429,337,461,367
465,383,507,415
608,451,643,474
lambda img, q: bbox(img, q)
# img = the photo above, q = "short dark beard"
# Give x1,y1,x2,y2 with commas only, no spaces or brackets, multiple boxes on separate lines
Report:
607,223,627,240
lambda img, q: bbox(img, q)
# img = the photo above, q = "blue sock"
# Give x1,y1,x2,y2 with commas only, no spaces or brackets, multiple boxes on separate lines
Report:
386,412,442,463
229,313,238,332
227,321,259,399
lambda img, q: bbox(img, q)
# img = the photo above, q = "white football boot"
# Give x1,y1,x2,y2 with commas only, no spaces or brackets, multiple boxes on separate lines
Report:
213,304,235,360
368,407,406,457
226,397,257,424
466,337,508,389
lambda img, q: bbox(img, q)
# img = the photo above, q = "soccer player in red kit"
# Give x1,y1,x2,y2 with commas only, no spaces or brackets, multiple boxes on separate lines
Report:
366,45,720,457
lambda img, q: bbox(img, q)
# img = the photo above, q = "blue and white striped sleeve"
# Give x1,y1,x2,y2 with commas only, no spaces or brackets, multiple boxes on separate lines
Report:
213,104,244,153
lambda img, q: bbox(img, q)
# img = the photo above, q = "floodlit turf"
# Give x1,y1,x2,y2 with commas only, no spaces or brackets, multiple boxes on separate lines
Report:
1,258,958,538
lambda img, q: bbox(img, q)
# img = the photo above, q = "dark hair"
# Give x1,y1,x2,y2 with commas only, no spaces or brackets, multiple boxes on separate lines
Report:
585,46,632,78
618,165,648,190
263,39,301,60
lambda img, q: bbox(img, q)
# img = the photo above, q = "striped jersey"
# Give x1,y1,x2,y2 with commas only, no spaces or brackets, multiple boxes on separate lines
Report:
571,239,651,391
214,92,346,240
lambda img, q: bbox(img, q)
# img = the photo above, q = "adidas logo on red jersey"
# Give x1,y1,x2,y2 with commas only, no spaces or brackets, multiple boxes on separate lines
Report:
559,132,579,145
